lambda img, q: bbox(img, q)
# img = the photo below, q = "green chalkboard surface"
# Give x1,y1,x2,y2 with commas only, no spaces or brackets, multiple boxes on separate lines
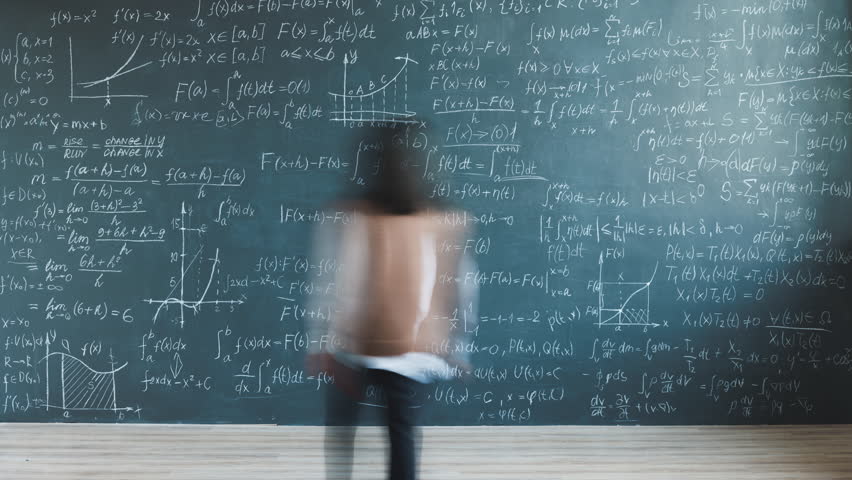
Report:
1,0,851,424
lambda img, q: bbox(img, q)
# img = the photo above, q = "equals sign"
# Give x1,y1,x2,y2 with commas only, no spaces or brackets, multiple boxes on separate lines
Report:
26,265,38,271
48,145,57,149
28,304,38,310
52,177,61,181
111,310,120,316
92,144,101,149
150,180,161,185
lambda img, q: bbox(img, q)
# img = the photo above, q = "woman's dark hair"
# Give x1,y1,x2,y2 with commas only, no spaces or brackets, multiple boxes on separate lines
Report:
362,123,432,215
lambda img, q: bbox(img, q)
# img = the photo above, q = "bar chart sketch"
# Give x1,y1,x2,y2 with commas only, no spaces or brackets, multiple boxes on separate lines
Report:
329,53,419,125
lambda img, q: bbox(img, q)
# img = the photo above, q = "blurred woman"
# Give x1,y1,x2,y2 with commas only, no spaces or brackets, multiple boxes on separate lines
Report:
307,123,477,480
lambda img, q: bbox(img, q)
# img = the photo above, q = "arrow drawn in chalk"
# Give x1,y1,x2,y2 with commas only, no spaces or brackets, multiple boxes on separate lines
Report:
170,352,184,379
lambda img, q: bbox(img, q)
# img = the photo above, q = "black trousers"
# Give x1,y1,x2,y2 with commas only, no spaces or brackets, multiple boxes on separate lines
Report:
324,368,424,480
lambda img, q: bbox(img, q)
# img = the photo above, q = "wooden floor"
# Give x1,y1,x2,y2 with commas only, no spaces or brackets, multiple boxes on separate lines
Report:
1,424,850,479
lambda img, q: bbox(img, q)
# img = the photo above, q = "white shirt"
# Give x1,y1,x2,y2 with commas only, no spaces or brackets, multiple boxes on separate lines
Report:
309,210,479,384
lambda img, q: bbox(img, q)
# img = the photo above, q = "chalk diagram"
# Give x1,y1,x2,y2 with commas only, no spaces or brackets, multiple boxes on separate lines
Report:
144,202,244,328
40,338,132,412
597,253,659,328
329,53,419,125
69,36,151,105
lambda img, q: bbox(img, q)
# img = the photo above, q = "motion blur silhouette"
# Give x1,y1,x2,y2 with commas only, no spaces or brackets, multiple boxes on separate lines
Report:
307,123,477,480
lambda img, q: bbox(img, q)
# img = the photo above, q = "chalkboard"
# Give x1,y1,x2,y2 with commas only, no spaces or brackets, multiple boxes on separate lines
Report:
1,0,851,425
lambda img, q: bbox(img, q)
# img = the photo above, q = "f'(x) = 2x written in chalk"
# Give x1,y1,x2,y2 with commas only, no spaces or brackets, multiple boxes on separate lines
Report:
69,36,151,104
597,253,659,328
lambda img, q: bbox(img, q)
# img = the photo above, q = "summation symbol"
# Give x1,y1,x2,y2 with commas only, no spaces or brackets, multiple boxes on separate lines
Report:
597,253,659,328
69,36,151,105
40,336,133,412
144,202,244,328
329,53,419,125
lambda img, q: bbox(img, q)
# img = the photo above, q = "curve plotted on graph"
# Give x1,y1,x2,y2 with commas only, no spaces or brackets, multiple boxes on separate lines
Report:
143,202,244,328
329,54,419,125
40,339,130,412
69,36,151,105
597,253,659,328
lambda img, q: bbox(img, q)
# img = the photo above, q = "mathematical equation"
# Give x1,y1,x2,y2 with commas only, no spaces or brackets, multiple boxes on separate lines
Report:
1,0,851,425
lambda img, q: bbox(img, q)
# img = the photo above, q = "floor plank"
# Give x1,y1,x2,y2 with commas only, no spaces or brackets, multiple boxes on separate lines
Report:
1,424,850,479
